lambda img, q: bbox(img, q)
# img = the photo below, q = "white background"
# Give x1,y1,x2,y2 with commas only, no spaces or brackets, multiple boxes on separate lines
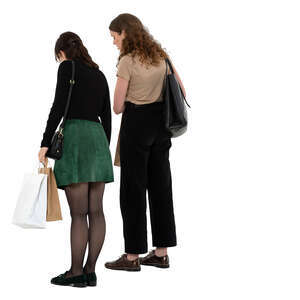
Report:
1,0,299,299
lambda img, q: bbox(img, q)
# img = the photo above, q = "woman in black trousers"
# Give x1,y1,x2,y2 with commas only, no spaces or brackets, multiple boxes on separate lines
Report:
105,13,187,271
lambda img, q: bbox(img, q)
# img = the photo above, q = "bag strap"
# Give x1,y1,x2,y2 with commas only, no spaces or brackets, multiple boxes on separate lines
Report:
156,60,169,102
58,60,75,132
165,58,191,108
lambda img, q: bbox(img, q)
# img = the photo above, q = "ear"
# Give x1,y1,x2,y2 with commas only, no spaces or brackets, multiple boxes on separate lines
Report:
120,29,126,38
59,50,67,61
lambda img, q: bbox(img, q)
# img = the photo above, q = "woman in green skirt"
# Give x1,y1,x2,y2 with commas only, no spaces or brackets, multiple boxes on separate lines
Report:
38,31,114,287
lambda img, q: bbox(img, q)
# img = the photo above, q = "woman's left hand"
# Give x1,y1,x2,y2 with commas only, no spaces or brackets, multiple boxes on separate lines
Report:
38,147,49,166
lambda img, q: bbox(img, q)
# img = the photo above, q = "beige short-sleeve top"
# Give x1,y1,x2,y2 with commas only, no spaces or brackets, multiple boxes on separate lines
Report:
114,54,170,167
116,54,168,104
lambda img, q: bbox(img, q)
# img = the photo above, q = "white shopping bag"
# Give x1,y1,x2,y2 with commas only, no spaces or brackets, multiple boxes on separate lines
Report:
12,161,48,229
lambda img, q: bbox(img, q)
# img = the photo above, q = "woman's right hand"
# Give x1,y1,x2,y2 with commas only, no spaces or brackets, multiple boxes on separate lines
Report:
38,147,49,166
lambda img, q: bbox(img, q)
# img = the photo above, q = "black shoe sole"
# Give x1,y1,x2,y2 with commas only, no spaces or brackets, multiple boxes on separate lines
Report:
87,281,97,286
51,281,87,287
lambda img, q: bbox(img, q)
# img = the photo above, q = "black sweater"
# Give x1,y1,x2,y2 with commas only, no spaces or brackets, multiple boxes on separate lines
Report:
40,59,112,148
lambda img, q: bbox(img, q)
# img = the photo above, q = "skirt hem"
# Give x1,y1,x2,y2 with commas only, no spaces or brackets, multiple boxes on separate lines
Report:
57,177,114,190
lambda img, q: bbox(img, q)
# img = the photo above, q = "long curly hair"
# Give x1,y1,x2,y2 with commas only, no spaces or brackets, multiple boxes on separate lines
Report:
109,13,168,66
54,31,99,68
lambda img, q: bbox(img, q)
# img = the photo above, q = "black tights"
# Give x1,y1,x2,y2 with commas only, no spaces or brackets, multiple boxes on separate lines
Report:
64,181,105,277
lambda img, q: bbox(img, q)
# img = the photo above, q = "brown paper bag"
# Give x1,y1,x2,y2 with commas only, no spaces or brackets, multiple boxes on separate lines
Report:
38,159,63,221
114,128,121,167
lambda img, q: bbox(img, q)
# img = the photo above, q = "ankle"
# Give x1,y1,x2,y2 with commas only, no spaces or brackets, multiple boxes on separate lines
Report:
70,268,84,276
126,254,139,261
83,264,95,273
155,248,167,257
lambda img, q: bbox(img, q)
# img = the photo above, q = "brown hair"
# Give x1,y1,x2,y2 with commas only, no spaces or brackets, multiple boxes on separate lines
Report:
54,31,99,68
109,13,168,66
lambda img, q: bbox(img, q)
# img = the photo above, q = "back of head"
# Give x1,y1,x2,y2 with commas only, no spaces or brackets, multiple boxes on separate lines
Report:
55,31,99,69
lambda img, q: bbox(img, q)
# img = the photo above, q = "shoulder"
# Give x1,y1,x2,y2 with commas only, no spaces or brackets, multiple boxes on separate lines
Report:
58,59,73,69
95,67,107,81
118,54,133,67
57,60,73,76
94,68,109,89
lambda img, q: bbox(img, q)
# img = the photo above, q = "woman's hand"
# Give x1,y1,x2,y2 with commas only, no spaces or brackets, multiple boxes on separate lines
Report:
38,147,49,166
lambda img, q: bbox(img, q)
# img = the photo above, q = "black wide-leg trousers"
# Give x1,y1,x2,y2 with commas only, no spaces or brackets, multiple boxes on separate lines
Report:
119,101,177,254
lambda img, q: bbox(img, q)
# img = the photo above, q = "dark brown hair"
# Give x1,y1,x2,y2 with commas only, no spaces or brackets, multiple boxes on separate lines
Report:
54,31,99,68
109,13,168,66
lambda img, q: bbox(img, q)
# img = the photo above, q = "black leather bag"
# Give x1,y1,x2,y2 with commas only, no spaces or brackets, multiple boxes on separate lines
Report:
163,58,191,137
46,60,75,160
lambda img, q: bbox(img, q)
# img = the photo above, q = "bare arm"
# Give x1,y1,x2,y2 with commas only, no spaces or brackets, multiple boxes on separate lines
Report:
113,76,129,114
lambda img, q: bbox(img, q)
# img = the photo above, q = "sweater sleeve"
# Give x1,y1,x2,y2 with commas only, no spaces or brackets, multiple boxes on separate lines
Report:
40,60,73,148
99,76,112,145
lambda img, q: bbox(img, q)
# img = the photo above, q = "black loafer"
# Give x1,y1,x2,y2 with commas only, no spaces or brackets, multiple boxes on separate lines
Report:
84,271,97,286
50,271,87,287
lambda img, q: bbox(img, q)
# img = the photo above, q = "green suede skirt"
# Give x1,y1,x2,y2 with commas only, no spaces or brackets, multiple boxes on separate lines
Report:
53,119,114,190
